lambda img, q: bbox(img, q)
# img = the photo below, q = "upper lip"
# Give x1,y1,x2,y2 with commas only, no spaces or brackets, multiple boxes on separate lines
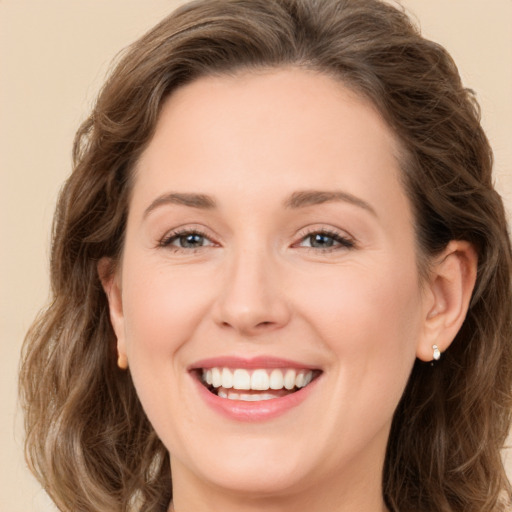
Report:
188,356,321,371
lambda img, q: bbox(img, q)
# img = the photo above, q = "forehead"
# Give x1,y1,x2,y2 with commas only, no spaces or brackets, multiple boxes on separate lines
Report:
132,68,410,226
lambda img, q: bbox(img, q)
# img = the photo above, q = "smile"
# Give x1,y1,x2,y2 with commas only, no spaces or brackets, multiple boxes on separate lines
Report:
200,367,318,402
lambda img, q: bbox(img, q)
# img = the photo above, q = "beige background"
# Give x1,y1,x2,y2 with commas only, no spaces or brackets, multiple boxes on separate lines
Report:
1,1,511,510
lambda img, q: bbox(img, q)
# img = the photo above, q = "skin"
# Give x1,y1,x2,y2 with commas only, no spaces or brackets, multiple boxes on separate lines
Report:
101,68,477,512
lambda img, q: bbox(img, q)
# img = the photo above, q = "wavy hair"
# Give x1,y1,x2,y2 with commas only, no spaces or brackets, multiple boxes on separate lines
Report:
19,0,512,510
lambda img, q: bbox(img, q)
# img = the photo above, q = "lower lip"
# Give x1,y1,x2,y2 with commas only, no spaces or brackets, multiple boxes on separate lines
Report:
192,373,319,422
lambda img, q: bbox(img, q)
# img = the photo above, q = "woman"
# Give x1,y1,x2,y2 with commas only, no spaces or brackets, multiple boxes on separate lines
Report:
19,0,512,511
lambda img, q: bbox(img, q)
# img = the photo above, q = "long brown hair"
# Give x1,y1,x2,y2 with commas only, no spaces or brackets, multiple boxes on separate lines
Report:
19,1,512,510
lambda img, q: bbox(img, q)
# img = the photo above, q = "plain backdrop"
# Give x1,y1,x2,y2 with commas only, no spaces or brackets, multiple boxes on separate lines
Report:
1,1,511,510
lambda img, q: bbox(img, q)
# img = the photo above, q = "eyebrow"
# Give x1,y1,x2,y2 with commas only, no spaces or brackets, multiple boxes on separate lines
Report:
143,192,217,218
284,190,377,216
143,189,376,218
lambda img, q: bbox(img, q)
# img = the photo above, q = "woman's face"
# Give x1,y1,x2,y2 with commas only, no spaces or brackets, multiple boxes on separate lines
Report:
108,69,432,502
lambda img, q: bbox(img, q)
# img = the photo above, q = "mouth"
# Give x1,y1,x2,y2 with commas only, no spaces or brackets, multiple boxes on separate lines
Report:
196,367,322,402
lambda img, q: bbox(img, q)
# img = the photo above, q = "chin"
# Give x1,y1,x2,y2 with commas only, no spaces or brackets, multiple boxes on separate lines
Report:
199,460,311,497
170,432,319,497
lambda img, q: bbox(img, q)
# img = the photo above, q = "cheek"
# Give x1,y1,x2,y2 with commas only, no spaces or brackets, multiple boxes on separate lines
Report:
121,259,215,359
296,259,422,349
118,258,218,447
294,258,422,407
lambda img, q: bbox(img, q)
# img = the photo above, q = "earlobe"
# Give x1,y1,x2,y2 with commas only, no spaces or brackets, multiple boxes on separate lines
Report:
98,257,128,369
416,241,477,362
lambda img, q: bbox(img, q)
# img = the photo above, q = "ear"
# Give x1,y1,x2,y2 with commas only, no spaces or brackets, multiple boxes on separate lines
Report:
98,257,127,369
416,240,477,362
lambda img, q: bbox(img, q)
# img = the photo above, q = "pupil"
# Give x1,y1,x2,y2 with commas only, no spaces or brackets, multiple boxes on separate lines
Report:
311,234,333,248
181,234,203,248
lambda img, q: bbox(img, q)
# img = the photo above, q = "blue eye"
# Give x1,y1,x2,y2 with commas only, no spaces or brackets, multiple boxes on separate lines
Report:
307,233,336,248
299,231,354,251
160,230,214,250
175,233,206,248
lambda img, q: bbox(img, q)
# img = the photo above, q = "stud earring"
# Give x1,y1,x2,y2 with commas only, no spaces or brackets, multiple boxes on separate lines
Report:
117,353,128,370
432,344,441,361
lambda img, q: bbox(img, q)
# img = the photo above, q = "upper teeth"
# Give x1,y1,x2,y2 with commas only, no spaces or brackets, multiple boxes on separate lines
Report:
202,368,314,391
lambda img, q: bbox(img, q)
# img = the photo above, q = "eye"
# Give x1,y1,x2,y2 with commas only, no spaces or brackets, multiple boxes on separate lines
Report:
297,230,355,251
159,229,216,250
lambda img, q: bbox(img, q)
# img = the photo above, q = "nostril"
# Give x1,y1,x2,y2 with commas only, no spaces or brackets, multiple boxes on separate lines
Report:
219,319,276,331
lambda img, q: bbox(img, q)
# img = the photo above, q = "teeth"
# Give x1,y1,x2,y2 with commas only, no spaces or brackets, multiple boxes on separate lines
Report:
251,369,270,390
202,367,315,392
221,368,233,389
239,393,275,401
233,369,251,390
211,368,222,388
284,369,296,390
218,390,279,401
269,369,284,390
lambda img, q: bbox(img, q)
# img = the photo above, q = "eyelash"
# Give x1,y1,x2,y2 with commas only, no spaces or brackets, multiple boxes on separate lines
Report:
158,228,355,253
159,228,214,252
295,228,355,252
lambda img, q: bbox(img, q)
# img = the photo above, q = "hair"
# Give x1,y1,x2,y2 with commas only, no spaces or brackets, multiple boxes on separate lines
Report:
19,0,512,511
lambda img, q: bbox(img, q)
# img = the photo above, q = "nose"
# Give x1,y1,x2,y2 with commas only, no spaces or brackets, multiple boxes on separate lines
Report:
212,246,291,336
